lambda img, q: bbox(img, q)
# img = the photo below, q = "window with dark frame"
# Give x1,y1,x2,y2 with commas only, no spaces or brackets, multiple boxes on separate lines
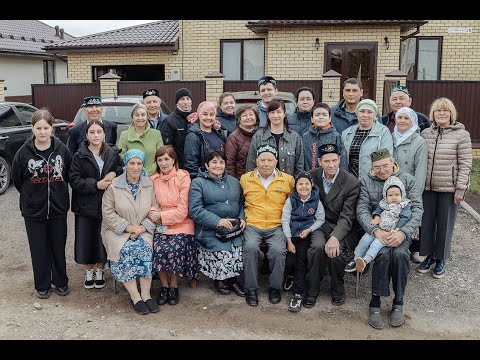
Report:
43,60,55,84
221,39,265,80
92,65,165,82
400,37,442,80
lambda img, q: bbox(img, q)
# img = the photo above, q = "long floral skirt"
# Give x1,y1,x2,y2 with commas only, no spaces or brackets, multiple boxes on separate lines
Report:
152,232,198,280
109,237,152,282
198,244,243,281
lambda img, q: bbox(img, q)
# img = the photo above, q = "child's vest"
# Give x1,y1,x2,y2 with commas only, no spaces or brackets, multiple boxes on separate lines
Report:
289,186,320,237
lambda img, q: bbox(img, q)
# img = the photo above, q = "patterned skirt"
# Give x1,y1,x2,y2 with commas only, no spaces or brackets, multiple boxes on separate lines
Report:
109,236,152,282
198,244,243,281
152,232,198,280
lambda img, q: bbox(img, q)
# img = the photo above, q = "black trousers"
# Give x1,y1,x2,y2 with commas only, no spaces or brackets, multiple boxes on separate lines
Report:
74,215,107,264
24,217,68,292
307,228,358,299
420,191,458,261
285,236,311,295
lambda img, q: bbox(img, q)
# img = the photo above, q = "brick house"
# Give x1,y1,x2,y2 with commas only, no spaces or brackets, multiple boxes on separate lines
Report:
44,19,480,112
0,20,75,102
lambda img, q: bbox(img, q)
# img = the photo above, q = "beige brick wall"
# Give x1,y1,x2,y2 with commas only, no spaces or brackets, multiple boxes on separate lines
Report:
68,51,179,83
418,20,480,80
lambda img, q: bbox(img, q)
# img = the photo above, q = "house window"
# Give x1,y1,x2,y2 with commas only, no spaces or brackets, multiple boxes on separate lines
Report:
43,60,55,84
92,65,165,81
221,39,264,80
400,37,442,80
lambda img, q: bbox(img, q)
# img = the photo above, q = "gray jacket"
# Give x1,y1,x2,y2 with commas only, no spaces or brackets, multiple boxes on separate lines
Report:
246,128,304,177
356,167,423,241
393,131,428,192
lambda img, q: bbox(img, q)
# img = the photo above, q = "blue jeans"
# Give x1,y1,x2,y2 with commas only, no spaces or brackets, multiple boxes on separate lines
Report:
354,233,384,260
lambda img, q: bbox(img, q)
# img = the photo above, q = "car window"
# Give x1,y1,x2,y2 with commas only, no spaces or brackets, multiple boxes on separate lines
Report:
15,104,37,124
0,106,22,127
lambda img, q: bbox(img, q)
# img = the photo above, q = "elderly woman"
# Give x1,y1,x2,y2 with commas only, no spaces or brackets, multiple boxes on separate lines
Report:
184,101,227,179
392,107,428,263
118,103,163,176
149,145,198,306
418,98,472,279
246,99,304,177
224,104,259,179
342,99,393,179
102,149,159,315
216,92,237,136
188,149,246,297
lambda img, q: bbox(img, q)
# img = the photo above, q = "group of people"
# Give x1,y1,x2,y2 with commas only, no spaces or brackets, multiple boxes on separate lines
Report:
10,75,472,330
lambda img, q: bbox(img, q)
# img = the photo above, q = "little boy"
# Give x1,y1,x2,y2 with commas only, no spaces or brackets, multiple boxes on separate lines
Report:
281,171,325,312
345,175,411,273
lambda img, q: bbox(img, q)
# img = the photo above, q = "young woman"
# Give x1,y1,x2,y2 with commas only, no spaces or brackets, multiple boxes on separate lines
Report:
216,92,237,137
12,109,72,299
69,120,124,290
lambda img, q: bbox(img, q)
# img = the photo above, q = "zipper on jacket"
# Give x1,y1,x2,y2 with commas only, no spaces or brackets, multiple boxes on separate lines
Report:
452,166,455,186
429,128,442,190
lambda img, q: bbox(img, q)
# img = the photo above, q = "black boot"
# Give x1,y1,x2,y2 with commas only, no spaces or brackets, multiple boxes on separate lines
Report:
214,280,231,295
158,287,168,305
228,277,245,297
167,286,179,305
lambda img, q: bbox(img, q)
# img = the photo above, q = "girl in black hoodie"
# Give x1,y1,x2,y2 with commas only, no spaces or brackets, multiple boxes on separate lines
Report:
12,109,72,299
69,120,124,290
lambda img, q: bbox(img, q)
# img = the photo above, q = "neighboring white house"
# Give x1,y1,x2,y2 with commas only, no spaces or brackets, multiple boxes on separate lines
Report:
0,20,74,103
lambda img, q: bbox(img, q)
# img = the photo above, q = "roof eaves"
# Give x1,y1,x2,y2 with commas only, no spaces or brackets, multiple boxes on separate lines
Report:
44,42,178,54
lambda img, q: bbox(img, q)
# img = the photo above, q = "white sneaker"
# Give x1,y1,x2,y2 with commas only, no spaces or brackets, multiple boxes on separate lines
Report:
411,252,426,263
84,269,95,289
94,268,106,289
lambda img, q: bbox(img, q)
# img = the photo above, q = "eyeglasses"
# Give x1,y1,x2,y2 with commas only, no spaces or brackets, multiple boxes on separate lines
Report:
258,76,277,87
372,164,392,172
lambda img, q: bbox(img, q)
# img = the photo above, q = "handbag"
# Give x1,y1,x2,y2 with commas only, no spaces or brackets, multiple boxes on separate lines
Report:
215,218,243,243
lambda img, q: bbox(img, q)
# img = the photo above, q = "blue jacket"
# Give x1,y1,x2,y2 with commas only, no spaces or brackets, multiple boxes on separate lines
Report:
302,126,348,171
216,109,237,137
372,203,412,229
188,168,245,252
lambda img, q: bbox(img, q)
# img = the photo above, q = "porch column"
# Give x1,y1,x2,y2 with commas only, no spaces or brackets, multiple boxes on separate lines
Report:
0,80,5,102
322,70,342,107
98,73,121,98
205,71,224,103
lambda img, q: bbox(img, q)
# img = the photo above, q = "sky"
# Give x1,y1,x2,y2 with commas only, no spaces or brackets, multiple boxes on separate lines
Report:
39,20,158,37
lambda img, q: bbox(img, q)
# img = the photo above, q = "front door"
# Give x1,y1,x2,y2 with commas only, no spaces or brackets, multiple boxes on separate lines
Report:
324,42,377,101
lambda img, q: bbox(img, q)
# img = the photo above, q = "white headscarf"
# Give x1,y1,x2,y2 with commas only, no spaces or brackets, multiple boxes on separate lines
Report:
393,107,418,146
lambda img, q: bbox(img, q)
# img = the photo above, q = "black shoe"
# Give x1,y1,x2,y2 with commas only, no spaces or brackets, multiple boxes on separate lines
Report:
302,296,317,308
268,288,282,304
344,260,356,273
230,282,246,297
132,300,150,315
56,285,70,296
167,287,179,305
283,275,294,291
214,280,231,295
145,298,160,313
157,287,169,305
36,288,51,299
245,289,258,306
332,294,346,306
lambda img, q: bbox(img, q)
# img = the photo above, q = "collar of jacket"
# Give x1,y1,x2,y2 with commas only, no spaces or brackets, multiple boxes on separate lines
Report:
115,172,151,189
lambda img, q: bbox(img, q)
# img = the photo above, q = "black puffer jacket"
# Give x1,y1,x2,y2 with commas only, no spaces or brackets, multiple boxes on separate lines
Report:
12,137,72,219
159,107,193,169
69,140,124,218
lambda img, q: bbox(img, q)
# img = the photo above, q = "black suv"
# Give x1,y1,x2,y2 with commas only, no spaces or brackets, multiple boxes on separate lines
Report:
0,102,69,195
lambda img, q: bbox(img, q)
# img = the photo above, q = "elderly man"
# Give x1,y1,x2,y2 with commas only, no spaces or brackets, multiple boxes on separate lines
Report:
357,148,423,330
67,96,117,155
306,143,362,308
142,88,168,131
331,78,382,135
240,144,294,306
382,84,431,133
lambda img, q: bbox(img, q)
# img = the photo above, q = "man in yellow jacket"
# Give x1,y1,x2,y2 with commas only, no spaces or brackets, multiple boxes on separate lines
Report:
240,144,294,306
